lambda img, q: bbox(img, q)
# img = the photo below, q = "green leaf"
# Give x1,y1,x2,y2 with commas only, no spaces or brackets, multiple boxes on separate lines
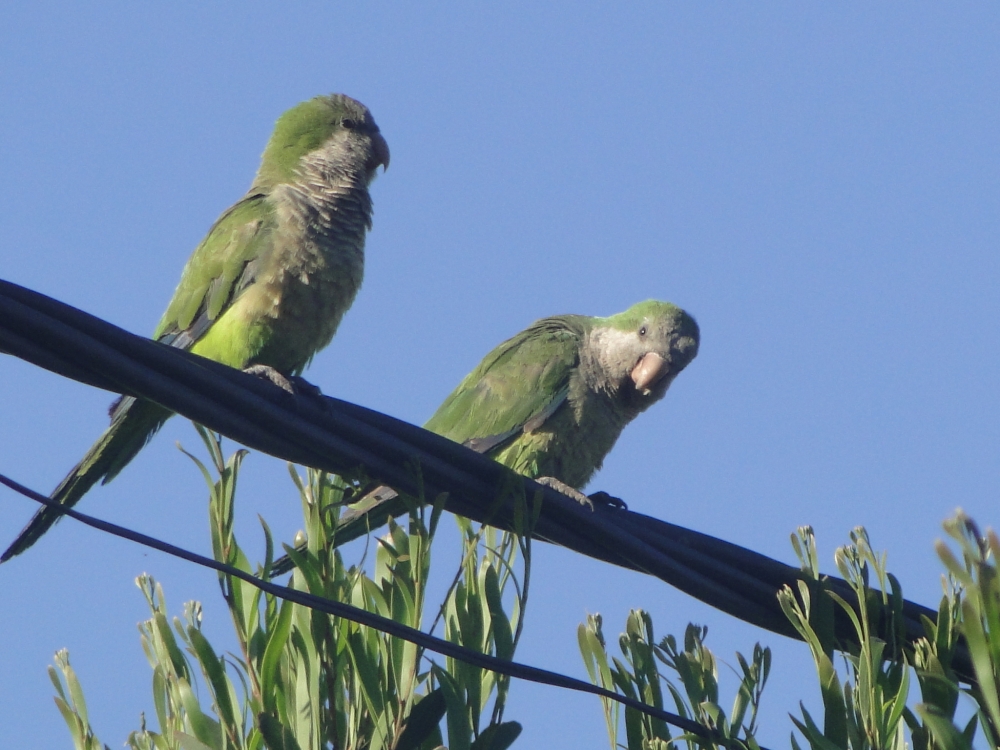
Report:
186,627,237,731
960,596,1000,729
345,627,387,720
470,721,522,750
436,667,472,750
883,660,910,738
177,678,222,749
622,706,645,750
48,662,69,703
175,732,216,750
916,703,972,750
396,689,447,750
790,705,845,750
152,612,190,680
60,654,90,728
151,668,169,739
51,696,81,744
259,598,295,713
257,712,302,750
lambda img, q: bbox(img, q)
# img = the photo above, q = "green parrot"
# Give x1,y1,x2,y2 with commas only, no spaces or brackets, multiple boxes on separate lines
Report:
2,93,390,562
425,299,699,491
326,299,700,547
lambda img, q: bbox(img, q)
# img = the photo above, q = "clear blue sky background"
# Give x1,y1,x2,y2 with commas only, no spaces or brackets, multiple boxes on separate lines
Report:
1,4,998,748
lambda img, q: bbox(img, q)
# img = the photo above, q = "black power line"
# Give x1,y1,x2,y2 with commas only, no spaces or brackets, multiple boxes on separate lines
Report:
0,278,970,686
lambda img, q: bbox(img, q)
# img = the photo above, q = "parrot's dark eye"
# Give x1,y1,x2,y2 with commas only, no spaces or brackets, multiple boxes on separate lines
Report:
639,326,647,337
341,117,358,129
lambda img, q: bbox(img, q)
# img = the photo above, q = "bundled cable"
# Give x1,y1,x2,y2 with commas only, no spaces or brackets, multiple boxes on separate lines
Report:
0,278,969,680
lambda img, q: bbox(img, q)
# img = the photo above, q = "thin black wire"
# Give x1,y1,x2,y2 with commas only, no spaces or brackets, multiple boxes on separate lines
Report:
0,471,763,750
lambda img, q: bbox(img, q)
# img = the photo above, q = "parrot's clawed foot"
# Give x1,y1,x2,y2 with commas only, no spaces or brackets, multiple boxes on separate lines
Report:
586,490,627,510
336,482,394,512
535,476,594,509
244,364,295,393
363,484,399,506
243,365,323,399
534,478,627,510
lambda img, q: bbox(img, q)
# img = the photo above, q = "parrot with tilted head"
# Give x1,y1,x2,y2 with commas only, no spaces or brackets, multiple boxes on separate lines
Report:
321,299,699,549
2,93,390,562
425,299,699,498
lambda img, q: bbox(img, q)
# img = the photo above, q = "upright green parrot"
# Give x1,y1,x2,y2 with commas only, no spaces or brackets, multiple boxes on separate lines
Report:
325,299,700,548
2,93,389,562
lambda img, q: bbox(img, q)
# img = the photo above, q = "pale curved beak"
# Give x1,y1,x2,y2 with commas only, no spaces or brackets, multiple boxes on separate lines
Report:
630,352,669,395
371,131,390,173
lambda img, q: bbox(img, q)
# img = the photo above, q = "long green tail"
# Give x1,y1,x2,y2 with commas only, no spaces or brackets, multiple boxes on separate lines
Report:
1,397,171,562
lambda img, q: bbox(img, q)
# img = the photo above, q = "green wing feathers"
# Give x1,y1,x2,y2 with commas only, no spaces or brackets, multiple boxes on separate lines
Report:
424,316,583,449
154,194,276,355
0,399,170,561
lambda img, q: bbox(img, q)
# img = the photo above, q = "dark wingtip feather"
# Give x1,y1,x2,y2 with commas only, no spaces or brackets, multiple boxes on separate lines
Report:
1,509,61,562
0,399,170,563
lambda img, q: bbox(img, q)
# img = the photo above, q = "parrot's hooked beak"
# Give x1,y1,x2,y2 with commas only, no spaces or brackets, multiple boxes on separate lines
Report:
630,352,670,395
370,131,391,174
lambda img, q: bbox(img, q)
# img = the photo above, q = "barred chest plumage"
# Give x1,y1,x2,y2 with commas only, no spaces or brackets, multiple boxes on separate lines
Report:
246,165,372,374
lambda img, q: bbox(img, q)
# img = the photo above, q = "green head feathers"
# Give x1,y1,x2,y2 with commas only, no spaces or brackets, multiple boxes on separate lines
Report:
585,300,700,400
253,94,389,188
604,300,700,364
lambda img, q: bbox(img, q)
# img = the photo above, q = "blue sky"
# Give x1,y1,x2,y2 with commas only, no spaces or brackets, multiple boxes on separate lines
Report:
1,4,998,748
